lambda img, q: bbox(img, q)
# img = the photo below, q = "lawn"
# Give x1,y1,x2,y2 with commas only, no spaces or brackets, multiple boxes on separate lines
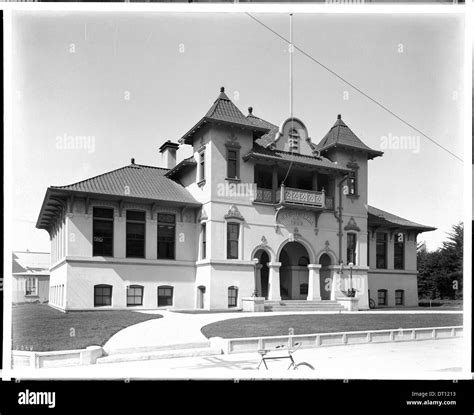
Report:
201,313,463,339
12,304,162,352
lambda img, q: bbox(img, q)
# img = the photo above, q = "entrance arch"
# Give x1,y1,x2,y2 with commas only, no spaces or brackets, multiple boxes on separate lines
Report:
278,241,310,300
319,253,332,300
253,249,270,299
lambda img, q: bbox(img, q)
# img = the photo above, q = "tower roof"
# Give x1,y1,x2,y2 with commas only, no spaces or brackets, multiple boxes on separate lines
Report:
179,87,270,145
317,114,383,160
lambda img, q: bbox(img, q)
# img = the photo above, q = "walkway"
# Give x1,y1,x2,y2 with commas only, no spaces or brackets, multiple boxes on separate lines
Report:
103,309,462,353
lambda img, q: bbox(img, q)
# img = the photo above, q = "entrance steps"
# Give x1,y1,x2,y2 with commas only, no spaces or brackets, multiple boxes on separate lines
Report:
264,300,345,312
97,341,222,364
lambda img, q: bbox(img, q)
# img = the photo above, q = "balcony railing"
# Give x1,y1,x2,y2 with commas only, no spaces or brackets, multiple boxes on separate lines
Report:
254,186,334,210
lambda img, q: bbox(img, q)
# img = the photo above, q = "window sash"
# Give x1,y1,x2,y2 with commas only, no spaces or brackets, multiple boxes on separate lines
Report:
228,287,238,307
94,285,112,306
202,224,206,259
395,290,404,305
126,215,145,258
394,239,405,270
199,151,205,181
227,223,240,259
377,290,387,306
25,278,37,296
347,233,357,264
127,286,144,306
376,233,387,269
158,287,173,307
227,149,238,178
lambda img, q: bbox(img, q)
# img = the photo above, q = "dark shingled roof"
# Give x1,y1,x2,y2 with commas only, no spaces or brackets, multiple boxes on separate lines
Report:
50,163,199,204
368,206,436,232
180,88,269,145
243,144,352,173
317,115,383,160
37,163,200,230
246,110,279,147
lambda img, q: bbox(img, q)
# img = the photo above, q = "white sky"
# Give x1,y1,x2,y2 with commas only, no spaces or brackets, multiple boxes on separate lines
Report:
10,11,465,252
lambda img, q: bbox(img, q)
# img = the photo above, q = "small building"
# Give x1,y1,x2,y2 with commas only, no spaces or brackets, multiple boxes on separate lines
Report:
36,87,435,311
12,251,50,304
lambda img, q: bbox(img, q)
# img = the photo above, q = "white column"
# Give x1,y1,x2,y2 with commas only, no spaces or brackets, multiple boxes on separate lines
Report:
267,262,282,301
255,264,263,297
307,264,322,301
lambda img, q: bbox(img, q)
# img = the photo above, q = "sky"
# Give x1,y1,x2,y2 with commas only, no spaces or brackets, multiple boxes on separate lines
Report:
10,11,465,252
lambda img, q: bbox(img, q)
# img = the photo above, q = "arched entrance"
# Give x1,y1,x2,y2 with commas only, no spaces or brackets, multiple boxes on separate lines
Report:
254,249,270,299
279,242,310,300
319,253,332,300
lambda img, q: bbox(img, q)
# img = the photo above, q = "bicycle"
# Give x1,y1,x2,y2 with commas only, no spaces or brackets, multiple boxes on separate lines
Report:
256,342,315,370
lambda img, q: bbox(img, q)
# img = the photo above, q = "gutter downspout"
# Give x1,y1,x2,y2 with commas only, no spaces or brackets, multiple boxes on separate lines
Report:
334,173,350,265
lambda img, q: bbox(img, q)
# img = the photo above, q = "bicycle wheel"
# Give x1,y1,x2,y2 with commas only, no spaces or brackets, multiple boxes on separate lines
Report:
294,362,314,370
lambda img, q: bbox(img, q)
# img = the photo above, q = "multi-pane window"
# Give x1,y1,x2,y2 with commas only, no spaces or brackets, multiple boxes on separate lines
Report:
348,171,357,196
347,233,357,265
201,223,207,259
157,286,173,307
93,207,114,257
227,223,240,259
228,286,238,308
126,210,146,258
227,149,238,179
377,289,387,306
199,150,205,182
94,284,112,307
127,285,144,306
395,289,404,306
25,277,37,296
288,128,300,152
376,233,387,269
394,233,405,270
157,213,175,260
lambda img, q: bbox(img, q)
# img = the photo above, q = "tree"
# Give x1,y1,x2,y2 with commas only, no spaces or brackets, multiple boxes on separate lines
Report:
417,222,463,300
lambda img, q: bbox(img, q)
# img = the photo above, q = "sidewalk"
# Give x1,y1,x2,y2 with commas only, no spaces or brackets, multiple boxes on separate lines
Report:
23,338,467,378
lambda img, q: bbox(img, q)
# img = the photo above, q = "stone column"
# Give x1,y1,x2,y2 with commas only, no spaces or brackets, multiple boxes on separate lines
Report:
307,264,322,301
267,262,282,301
255,263,262,297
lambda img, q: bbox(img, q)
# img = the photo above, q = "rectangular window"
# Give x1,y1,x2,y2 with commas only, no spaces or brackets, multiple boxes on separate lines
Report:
158,286,173,307
227,223,240,259
93,207,114,257
127,285,144,306
228,286,238,308
25,277,37,296
94,285,112,307
126,210,146,258
347,233,357,265
201,223,207,259
227,149,238,179
395,290,404,306
377,289,387,306
199,151,205,182
157,213,176,260
394,233,405,270
300,283,308,296
376,233,387,269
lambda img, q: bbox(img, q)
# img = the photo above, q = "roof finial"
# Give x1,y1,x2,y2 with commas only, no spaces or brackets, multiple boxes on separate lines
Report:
248,106,253,115
131,158,135,164
337,114,341,120
220,86,225,93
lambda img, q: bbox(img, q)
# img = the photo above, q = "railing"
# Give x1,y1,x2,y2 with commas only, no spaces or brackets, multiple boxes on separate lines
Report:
254,186,334,210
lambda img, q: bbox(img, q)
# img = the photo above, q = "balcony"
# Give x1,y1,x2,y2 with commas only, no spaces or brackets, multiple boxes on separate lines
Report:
254,185,334,210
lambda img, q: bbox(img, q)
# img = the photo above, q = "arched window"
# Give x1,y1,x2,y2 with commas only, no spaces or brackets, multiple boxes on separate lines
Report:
228,286,238,308
298,256,309,266
157,285,174,307
127,285,144,306
94,284,112,307
377,289,387,306
395,289,404,306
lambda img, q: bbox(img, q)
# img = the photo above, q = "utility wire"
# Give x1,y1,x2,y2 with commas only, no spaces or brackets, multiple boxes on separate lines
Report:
246,12,463,163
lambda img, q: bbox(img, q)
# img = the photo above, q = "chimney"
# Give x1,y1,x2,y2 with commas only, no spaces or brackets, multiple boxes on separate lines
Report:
159,140,179,169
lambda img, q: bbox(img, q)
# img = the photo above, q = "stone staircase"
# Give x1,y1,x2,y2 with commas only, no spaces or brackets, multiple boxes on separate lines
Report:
97,341,222,364
264,300,345,312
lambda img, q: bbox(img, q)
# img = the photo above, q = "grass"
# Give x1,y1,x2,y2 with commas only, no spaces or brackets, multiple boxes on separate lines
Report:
12,304,162,352
201,313,463,339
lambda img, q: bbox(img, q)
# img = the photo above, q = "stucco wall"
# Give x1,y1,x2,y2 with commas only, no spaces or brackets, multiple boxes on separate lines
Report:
12,275,49,303
367,270,418,307
64,259,196,310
